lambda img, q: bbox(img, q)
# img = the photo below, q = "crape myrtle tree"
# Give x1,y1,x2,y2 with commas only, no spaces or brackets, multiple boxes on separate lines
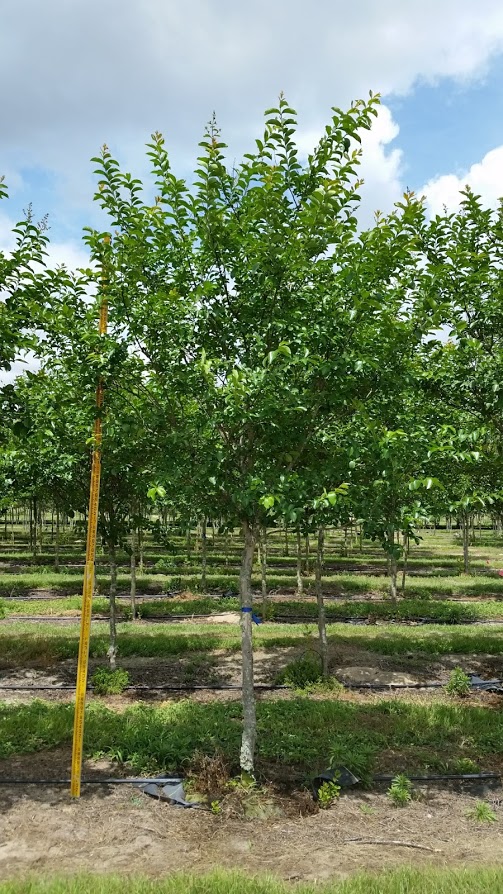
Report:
84,92,436,773
0,180,80,536
0,368,92,563
422,189,503,516
0,179,49,373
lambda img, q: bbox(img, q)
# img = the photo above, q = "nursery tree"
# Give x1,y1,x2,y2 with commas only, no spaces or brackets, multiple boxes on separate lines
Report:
83,92,437,773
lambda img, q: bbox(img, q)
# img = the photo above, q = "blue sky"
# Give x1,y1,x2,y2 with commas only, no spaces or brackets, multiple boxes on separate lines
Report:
2,0,503,261
388,54,503,191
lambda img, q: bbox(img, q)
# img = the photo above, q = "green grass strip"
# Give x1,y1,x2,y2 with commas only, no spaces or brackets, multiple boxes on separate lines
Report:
2,868,503,894
1,697,503,781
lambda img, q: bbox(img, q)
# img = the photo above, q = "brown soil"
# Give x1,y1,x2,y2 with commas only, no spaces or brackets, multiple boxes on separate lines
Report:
0,749,503,882
0,639,502,704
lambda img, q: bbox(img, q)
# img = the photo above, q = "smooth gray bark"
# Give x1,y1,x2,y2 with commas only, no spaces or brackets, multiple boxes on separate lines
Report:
201,517,207,592
239,519,256,775
315,525,328,677
296,527,303,596
130,528,137,620
108,544,118,669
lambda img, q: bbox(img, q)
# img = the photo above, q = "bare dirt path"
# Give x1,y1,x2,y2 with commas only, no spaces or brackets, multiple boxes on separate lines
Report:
1,749,502,882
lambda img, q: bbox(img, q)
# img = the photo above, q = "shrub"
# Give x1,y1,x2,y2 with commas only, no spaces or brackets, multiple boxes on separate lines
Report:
317,779,341,808
91,667,130,695
445,668,471,698
276,654,322,689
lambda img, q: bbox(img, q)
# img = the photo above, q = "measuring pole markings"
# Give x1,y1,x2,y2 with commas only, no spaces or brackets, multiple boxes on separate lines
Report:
70,240,109,798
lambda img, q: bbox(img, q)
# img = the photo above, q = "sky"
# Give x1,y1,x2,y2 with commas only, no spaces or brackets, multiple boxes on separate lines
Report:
3,0,503,269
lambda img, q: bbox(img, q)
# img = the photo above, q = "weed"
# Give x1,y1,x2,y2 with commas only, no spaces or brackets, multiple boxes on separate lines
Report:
317,779,341,809
210,800,222,815
189,750,230,800
445,668,471,698
466,801,497,823
359,804,376,816
276,654,322,689
387,774,413,807
91,667,130,695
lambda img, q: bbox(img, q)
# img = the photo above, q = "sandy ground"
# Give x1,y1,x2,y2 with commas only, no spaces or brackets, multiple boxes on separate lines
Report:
1,749,503,883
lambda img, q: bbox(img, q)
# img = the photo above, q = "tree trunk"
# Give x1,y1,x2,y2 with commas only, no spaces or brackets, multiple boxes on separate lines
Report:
186,526,192,560
388,529,398,602
130,528,137,620
315,525,328,678
259,526,267,612
138,523,144,575
462,513,470,573
201,517,207,592
304,533,310,575
239,519,256,775
108,544,118,669
31,497,36,559
296,527,303,596
284,525,289,557
54,508,60,572
401,534,409,595
37,505,43,554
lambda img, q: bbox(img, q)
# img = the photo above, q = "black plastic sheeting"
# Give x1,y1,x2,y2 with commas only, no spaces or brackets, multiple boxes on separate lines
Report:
135,778,203,808
312,766,359,798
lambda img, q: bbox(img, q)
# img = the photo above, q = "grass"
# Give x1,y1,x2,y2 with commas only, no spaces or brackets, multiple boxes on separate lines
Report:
2,868,503,894
3,567,503,599
1,697,503,781
3,618,503,666
5,594,503,624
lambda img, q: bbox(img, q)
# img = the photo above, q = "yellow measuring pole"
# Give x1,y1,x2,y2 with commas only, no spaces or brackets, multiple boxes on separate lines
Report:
70,242,109,797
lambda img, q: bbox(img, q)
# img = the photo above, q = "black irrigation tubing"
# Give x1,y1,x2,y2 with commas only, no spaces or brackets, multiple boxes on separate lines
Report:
3,613,503,626
0,683,289,692
0,777,182,786
373,772,501,783
0,772,500,787
341,679,503,691
1,679,502,693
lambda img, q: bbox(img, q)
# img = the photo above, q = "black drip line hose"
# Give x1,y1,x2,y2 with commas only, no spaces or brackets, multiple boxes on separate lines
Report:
0,679,502,692
0,771,500,786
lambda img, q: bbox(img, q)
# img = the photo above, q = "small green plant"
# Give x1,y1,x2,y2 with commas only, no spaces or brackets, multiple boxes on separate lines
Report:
91,667,130,695
359,804,376,816
167,576,183,592
445,667,471,698
210,800,222,815
466,801,497,823
154,558,175,573
276,654,322,689
317,780,341,809
228,771,257,792
387,774,413,807
0,599,6,619
448,758,480,774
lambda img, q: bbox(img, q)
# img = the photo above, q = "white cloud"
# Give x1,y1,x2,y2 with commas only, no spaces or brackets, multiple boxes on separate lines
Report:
358,106,403,222
2,0,503,214
422,145,503,214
